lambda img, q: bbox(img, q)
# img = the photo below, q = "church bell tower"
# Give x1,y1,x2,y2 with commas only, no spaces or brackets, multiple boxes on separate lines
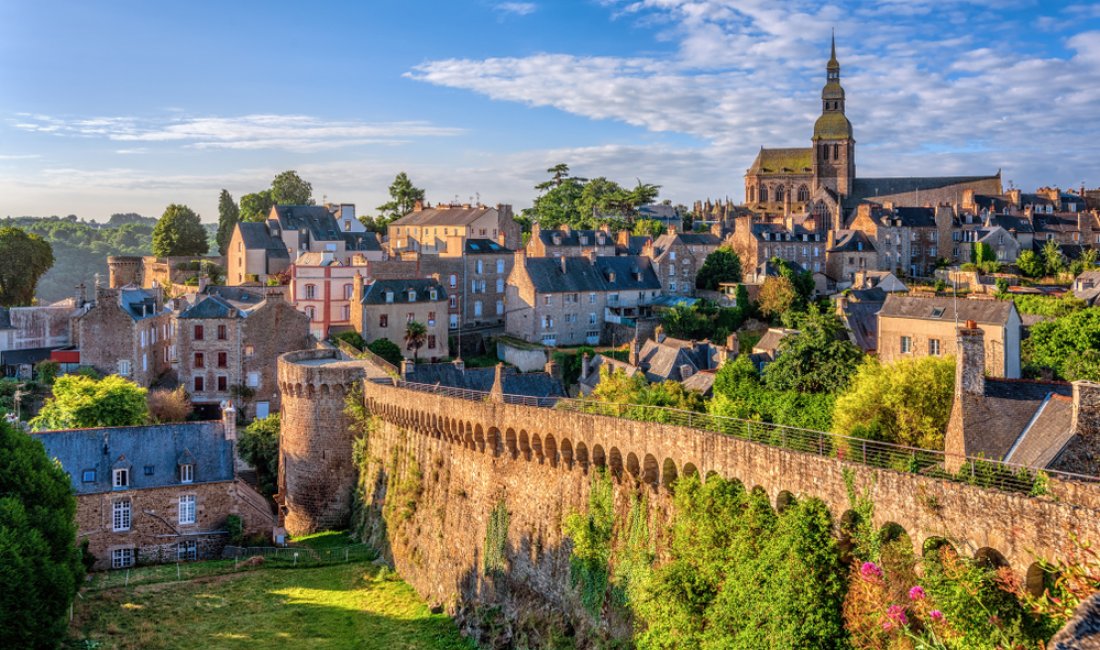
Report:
811,33,855,199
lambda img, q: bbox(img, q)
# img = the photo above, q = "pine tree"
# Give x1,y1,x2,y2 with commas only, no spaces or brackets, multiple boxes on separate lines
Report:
215,189,240,256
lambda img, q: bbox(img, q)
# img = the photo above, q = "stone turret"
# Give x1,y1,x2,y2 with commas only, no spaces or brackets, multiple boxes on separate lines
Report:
107,255,144,288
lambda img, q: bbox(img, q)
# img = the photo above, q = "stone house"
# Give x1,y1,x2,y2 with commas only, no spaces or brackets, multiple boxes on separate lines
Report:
877,294,1021,378
289,252,370,338
350,277,450,361
846,204,955,277
825,229,878,286
642,228,723,297
177,289,309,419
526,223,617,258
730,215,827,277
73,286,173,387
34,407,273,570
506,253,662,347
954,225,1021,264
387,202,521,255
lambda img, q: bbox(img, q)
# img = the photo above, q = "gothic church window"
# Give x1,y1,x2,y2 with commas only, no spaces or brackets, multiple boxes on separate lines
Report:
759,186,768,203
832,143,839,159
775,185,785,202
797,185,810,202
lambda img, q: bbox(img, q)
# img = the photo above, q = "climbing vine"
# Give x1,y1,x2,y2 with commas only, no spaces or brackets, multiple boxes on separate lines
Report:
611,492,653,609
562,469,615,616
484,499,510,576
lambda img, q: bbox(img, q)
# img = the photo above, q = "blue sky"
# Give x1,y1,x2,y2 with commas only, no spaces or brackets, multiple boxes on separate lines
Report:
1,0,1098,222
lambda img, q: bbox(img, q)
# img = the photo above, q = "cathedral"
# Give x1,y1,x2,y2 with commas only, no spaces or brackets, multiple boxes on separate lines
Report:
744,36,1002,231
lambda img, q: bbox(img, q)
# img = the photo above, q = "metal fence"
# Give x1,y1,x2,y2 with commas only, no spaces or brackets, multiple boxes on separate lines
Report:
391,380,1100,496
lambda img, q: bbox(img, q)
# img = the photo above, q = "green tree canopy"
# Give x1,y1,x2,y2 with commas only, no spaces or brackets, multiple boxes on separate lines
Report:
0,418,84,648
30,374,149,431
522,164,660,230
758,275,796,320
763,307,864,394
238,414,279,497
1016,249,1044,278
151,204,209,257
368,338,404,367
832,355,955,449
592,367,706,414
271,170,314,205
709,355,836,431
215,189,240,256
404,321,427,362
1024,307,1100,381
239,190,274,223
695,247,743,291
1043,240,1065,276
375,172,426,227
632,218,665,237
0,226,54,306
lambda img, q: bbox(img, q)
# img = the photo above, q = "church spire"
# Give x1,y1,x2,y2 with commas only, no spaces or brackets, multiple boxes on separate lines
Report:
827,30,840,79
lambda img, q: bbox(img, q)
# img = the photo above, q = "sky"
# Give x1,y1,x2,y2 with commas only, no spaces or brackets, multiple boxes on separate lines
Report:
0,0,1098,223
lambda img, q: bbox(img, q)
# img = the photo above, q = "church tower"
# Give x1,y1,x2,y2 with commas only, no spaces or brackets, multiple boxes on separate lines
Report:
811,34,855,200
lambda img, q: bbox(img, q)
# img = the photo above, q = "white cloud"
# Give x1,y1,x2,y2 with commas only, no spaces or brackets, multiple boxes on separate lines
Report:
9,114,465,153
495,2,537,17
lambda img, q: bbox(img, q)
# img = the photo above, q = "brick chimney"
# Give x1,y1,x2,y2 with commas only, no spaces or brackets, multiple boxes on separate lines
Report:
413,200,424,212
956,321,985,396
944,322,985,472
628,336,640,367
489,362,505,403
221,400,237,441
580,352,591,381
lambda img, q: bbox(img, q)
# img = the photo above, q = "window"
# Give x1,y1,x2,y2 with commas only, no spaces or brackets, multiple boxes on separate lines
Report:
144,465,154,476
496,278,504,293
929,339,941,356
194,352,204,368
244,345,254,358
341,304,350,320
408,290,417,302
448,295,457,308
179,495,196,525
217,376,228,392
140,330,146,348
449,274,457,288
111,548,135,569
305,306,315,321
113,468,129,489
406,312,414,323
427,311,436,325
543,295,552,306
82,469,96,482
670,281,677,292
217,352,227,368
670,251,677,261
177,540,197,562
118,359,132,377
496,300,504,315
305,284,316,299
669,267,676,276
429,289,438,301
476,260,484,274
194,325,204,340
112,499,131,531
194,376,204,392
496,260,505,274
901,336,912,354
217,324,227,340
589,312,597,325
385,291,394,303
449,314,459,329
589,293,596,304
247,371,260,388
428,335,437,349
344,284,353,300
180,464,194,483
543,316,553,330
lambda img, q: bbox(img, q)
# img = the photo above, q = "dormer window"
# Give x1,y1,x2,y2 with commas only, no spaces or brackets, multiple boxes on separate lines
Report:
408,290,417,302
429,289,437,301
113,468,129,489
385,291,394,303
180,463,194,484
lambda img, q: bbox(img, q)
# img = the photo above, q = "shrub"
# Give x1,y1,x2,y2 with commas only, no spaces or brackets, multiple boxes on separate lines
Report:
238,415,280,497
35,360,60,385
30,374,148,430
367,338,403,367
147,385,193,423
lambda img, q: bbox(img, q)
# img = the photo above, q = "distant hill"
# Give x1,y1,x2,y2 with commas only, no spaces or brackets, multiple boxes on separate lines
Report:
3,215,218,304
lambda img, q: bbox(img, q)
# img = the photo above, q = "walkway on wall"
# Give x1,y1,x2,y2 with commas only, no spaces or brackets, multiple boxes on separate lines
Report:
388,380,1099,496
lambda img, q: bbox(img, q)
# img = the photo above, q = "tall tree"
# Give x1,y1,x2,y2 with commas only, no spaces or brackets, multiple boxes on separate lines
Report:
151,204,208,257
0,418,84,649
763,306,864,394
239,190,274,222
404,320,428,362
696,247,743,290
239,414,280,497
1043,239,1065,276
0,226,54,306
30,374,149,431
215,189,240,256
270,170,314,206
376,172,426,225
1016,249,1044,278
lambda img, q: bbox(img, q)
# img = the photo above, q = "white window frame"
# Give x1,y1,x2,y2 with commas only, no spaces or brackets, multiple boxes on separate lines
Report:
180,464,194,484
247,371,260,388
179,495,196,525
113,468,129,489
496,300,504,316
177,540,197,562
929,339,941,356
901,336,912,354
118,359,132,377
111,547,135,569
496,260,505,274
112,499,131,532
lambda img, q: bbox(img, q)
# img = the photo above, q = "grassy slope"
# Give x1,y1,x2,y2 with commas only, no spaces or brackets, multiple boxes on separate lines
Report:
69,562,474,650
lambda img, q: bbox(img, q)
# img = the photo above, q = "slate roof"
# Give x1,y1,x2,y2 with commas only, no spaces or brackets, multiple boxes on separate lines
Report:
960,380,1073,463
839,300,882,353
179,294,243,320
202,285,263,304
271,205,345,242
681,370,716,396
536,228,614,248
829,230,876,253
753,328,796,355
618,235,652,256
344,231,382,252
360,279,446,305
523,256,661,294
392,205,496,227
1,347,57,366
1004,393,1076,469
651,231,721,255
34,421,234,496
577,354,641,395
465,239,511,254
848,175,1001,205
637,339,705,383
879,295,1017,326
405,363,566,398
237,222,290,258
119,288,164,321
748,147,813,174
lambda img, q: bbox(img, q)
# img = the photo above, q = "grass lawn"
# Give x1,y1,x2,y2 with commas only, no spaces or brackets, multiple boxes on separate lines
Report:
68,562,474,650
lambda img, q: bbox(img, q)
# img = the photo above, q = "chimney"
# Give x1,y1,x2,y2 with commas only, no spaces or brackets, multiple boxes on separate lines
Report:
1071,381,1100,440
580,352,591,381
956,322,985,397
221,400,237,441
628,336,640,366
725,333,739,359
544,357,563,382
1007,189,1022,208
668,224,678,236
489,363,505,403
413,200,424,212
560,256,568,274
75,283,86,307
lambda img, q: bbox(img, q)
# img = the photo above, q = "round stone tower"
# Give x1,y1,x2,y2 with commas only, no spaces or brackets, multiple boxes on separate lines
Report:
106,255,144,288
277,349,368,535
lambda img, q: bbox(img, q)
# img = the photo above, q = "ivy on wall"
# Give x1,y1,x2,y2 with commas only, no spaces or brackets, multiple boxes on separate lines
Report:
484,500,510,576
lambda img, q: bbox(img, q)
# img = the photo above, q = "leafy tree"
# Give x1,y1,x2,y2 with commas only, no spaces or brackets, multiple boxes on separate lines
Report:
368,338,404,367
239,190,274,222
774,257,815,311
592,367,706,415
1012,293,1086,317
35,360,60,386
523,164,660,229
1043,240,1065,276
404,321,427,362
1025,308,1100,381
151,204,208,257
215,189,240,256
0,418,84,649
833,356,955,449
238,414,279,497
709,355,836,431
270,170,314,206
632,218,665,237
376,172,426,225
763,307,864,394
971,242,994,265
758,275,797,320
30,374,148,431
147,386,193,424
0,226,54,306
696,247,743,291
1016,249,1044,278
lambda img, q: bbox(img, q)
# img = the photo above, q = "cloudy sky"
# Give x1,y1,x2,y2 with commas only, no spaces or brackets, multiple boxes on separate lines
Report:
1,0,1098,222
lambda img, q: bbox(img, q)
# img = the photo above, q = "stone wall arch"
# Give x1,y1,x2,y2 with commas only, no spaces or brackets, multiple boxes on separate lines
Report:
643,454,659,487
506,428,518,458
880,522,910,546
1025,562,1054,597
560,439,574,468
532,433,544,463
487,427,502,456
592,444,607,469
626,452,640,480
519,430,532,460
661,458,678,489
682,462,699,480
975,547,1008,569
544,434,558,467
776,490,795,513
575,442,589,470
474,424,486,453
608,447,624,480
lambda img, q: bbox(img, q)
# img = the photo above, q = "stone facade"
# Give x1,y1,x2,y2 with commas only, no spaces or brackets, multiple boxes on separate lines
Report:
74,287,172,387
350,277,450,361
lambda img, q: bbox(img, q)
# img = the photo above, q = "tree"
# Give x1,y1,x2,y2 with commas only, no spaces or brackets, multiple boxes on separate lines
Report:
1025,308,1100,381
404,321,428,362
632,218,665,237
773,257,815,311
238,414,279,497
1043,240,1065,276
147,386,193,423
215,189,240,256
239,190,274,222
0,226,54,306
0,418,84,648
832,356,955,449
270,170,314,206
151,204,208,257
368,338,404,367
376,172,426,225
758,275,797,320
30,374,149,431
696,247,743,291
763,307,864,394
1016,249,1044,278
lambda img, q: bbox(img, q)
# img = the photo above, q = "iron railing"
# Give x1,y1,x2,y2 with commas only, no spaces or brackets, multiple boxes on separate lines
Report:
389,380,1100,496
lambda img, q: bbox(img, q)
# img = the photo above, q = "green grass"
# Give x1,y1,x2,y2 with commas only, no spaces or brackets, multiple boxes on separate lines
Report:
290,530,356,549
69,562,474,650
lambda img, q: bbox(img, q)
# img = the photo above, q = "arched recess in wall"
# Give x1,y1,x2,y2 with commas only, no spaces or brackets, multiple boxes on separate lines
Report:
505,428,518,458
560,438,574,467
531,433,544,463
608,447,624,480
975,547,1008,569
682,462,699,481
661,458,678,489
776,490,795,513
642,454,659,488
880,522,910,547
519,430,532,460
474,424,486,453
575,442,590,471
1025,561,1056,597
922,537,958,561
544,434,558,467
592,444,607,470
487,427,502,456
704,470,719,484
465,423,476,450
838,509,861,561
626,452,641,481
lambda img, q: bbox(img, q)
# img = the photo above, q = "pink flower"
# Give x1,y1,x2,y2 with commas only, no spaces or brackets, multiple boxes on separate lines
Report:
908,585,926,601
881,620,894,631
886,604,908,626
929,610,944,622
860,561,883,579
